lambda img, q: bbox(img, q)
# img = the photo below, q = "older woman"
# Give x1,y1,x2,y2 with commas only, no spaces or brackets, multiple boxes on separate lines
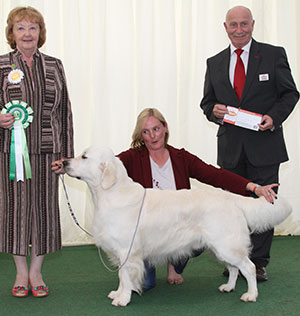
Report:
118,108,278,291
0,7,74,297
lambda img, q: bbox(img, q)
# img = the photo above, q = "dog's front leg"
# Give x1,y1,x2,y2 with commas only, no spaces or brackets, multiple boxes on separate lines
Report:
109,257,144,307
110,267,133,307
108,283,123,301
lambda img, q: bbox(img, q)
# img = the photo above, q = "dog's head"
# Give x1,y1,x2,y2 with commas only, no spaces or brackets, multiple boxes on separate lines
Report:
63,146,118,190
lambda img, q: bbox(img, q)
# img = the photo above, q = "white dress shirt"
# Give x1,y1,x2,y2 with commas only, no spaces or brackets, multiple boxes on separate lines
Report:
229,39,252,87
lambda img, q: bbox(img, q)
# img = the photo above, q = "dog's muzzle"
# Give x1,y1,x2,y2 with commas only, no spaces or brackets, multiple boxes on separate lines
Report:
63,160,81,179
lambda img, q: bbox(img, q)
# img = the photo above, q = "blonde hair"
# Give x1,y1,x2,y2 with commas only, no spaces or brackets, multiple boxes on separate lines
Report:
6,6,46,49
131,108,169,150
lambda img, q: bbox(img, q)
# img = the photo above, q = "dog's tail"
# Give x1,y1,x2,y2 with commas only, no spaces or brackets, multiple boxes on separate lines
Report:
240,195,292,233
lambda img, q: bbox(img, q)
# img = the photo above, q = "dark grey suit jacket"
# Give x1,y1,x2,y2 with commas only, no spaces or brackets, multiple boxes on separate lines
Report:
200,39,299,168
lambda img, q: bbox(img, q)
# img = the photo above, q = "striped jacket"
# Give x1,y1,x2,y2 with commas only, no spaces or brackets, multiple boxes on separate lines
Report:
0,49,74,157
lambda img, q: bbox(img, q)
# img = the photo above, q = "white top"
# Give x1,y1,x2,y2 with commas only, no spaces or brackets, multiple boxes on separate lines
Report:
229,39,252,87
150,156,176,190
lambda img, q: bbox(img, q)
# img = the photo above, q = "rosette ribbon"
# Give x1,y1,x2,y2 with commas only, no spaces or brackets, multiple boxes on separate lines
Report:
1,100,33,181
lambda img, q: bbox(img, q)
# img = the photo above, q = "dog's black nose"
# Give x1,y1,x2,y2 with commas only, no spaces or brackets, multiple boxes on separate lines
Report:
62,160,69,167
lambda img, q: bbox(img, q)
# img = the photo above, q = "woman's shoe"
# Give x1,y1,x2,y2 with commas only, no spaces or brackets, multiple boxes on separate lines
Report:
31,285,49,297
12,285,29,298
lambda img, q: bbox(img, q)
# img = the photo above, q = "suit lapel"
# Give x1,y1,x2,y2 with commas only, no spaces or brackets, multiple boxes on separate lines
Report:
241,40,260,102
221,47,237,100
219,46,241,102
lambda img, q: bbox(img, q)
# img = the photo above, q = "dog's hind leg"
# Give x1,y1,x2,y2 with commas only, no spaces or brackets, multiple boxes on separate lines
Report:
108,257,144,307
237,257,258,302
212,240,258,302
219,265,239,293
218,258,257,302
218,257,257,302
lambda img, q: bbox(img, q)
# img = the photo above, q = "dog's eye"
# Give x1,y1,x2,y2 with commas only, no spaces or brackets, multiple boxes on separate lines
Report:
82,154,88,159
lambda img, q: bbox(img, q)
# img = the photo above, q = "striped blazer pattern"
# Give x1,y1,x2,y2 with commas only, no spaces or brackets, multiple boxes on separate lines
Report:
0,49,74,157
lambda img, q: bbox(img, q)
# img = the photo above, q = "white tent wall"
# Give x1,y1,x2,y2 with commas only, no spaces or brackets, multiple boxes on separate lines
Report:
0,0,299,245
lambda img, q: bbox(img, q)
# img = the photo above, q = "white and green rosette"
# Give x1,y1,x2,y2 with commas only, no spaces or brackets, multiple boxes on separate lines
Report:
1,100,33,181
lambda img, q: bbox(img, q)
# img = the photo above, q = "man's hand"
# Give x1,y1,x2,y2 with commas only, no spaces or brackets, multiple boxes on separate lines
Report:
259,115,274,131
213,104,229,119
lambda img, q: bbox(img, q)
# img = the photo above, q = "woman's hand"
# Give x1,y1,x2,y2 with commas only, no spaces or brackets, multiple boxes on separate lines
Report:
51,158,65,174
254,184,279,204
247,182,279,204
0,113,15,129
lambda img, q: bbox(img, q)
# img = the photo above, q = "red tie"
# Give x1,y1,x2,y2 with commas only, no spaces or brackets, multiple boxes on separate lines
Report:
234,49,245,100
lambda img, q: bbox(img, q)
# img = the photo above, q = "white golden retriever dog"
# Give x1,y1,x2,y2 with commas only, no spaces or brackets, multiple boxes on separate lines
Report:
63,146,292,307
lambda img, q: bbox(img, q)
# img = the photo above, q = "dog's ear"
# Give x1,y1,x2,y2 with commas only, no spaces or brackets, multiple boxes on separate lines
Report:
100,161,117,190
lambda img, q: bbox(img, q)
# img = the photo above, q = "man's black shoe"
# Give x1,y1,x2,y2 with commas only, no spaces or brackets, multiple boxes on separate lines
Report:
256,266,268,282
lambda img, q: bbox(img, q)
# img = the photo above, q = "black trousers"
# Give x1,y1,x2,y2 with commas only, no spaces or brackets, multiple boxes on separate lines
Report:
225,147,280,267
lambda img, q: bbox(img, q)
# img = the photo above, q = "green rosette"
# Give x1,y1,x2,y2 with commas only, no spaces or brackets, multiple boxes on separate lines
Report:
1,100,33,181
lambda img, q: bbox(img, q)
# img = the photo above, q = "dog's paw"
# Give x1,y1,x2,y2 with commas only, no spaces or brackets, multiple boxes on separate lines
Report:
108,290,119,300
218,283,235,293
111,294,131,307
240,291,258,302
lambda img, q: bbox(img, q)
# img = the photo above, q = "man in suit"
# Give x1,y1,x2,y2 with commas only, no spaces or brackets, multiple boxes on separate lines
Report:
200,6,299,281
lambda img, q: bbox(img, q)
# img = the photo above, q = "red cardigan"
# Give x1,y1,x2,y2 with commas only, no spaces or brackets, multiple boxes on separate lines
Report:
118,145,250,196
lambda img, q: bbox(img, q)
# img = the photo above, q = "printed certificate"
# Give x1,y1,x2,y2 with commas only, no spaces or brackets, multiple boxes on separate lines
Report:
223,106,262,131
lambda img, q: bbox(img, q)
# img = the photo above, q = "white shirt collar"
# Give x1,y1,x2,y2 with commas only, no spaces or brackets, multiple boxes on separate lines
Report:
230,39,252,55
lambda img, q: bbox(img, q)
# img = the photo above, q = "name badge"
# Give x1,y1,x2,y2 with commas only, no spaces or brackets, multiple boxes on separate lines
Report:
259,73,269,81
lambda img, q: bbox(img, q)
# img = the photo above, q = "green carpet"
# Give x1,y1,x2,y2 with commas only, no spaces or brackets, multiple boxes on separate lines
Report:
0,236,299,316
